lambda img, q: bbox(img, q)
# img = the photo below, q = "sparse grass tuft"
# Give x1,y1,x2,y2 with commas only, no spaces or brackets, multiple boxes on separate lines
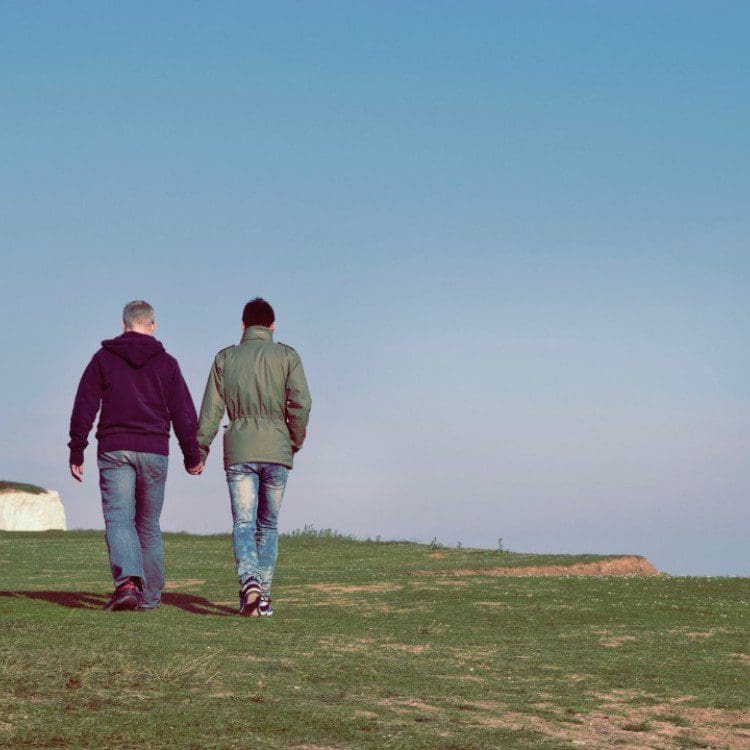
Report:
656,713,691,727
621,720,653,732
285,523,356,541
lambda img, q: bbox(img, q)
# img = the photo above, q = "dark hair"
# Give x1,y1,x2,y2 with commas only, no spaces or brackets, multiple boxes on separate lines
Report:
242,297,275,327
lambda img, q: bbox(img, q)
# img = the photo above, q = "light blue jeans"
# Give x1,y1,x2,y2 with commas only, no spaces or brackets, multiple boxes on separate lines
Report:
226,462,288,598
98,450,168,609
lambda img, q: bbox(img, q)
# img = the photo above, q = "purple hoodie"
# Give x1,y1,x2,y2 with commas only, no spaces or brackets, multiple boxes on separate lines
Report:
68,331,201,469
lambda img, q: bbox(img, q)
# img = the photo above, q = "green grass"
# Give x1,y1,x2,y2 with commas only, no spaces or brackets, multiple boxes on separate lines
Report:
0,531,747,749
0,480,47,495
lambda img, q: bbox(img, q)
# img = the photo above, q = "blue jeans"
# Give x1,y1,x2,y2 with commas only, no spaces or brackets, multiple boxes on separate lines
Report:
98,450,168,609
226,462,288,598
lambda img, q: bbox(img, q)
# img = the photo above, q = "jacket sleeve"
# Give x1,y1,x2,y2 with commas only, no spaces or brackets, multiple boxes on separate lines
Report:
285,351,312,453
167,359,202,470
68,354,103,465
196,351,226,463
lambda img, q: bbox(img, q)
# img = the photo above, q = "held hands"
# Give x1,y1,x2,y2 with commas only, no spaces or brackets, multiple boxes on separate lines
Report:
71,462,203,479
187,461,205,476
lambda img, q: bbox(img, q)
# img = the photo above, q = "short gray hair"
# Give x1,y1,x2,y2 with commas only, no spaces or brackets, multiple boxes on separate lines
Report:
123,300,155,329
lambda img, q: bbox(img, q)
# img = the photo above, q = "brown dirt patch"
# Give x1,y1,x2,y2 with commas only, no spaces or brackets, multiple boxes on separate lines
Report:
731,652,750,665
163,579,205,590
416,555,661,578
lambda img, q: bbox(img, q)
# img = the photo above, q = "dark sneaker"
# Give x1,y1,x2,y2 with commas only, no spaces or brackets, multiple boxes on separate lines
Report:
103,580,139,611
239,577,262,617
258,597,273,617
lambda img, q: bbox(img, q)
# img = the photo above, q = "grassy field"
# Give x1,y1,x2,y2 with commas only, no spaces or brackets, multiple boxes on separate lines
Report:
0,530,747,749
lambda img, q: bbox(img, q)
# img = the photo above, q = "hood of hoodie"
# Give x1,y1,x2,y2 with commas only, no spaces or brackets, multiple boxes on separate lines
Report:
101,331,166,369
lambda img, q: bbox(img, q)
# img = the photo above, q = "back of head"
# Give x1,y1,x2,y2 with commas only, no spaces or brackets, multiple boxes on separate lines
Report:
123,300,155,330
242,297,275,328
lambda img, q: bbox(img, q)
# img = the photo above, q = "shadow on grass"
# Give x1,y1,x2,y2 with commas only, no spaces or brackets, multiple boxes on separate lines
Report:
0,590,236,616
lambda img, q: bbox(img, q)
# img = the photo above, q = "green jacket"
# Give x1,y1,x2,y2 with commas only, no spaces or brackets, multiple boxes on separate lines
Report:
197,326,312,469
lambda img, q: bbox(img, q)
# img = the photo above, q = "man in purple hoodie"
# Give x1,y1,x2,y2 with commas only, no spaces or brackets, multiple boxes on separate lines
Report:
68,300,203,612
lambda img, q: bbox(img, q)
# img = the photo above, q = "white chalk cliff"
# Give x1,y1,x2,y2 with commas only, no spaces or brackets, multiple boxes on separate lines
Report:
0,489,67,531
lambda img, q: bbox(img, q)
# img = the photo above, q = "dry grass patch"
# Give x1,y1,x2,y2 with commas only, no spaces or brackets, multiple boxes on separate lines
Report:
459,693,750,749
316,636,375,654
597,634,637,648
305,582,401,594
417,555,661,578
377,698,442,715
316,637,430,657
380,643,430,654
279,582,403,609
667,627,730,640
434,673,487,683
162,579,205,590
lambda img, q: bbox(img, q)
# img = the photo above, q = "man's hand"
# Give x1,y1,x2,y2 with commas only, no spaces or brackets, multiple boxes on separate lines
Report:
70,464,84,482
187,461,205,476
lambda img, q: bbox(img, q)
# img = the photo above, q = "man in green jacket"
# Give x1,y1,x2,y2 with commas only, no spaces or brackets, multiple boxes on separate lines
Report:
197,298,312,617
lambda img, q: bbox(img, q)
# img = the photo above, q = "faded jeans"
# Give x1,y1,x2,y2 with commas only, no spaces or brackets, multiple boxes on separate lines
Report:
226,462,288,598
98,450,168,609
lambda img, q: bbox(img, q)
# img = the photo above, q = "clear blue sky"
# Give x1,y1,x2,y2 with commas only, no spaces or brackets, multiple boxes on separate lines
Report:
1,2,747,574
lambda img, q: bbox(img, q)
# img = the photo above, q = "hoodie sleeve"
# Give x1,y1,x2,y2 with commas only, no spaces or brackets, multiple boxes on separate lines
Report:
167,359,202,469
68,354,103,465
196,350,226,463
285,350,312,453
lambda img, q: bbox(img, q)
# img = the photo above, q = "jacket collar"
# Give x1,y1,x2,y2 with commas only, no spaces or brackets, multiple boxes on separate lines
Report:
241,325,273,343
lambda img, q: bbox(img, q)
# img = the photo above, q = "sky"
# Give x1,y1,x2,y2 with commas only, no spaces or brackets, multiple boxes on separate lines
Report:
1,1,748,575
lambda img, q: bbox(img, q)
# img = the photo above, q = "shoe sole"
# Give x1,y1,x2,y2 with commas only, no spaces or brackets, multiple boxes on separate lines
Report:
104,595,139,612
240,592,261,617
